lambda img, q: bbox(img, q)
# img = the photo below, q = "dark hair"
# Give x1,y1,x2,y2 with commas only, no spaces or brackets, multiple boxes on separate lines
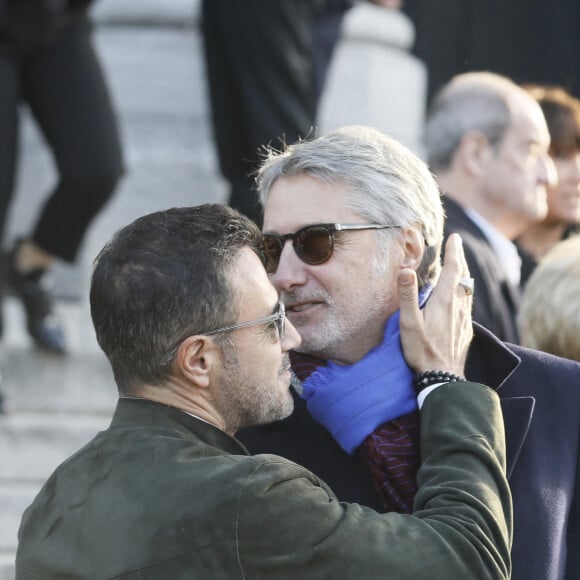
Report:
525,85,580,158
90,204,262,394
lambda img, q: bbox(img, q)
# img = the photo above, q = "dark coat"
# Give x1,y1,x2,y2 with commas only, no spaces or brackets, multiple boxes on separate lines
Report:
240,324,580,580
16,387,511,579
443,195,521,343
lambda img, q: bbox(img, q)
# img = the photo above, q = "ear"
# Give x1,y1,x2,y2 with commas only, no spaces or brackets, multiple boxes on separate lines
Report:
175,335,220,389
455,130,493,177
399,226,424,271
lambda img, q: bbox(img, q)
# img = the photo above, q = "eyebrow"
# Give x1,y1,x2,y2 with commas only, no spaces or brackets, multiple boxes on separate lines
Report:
254,300,280,319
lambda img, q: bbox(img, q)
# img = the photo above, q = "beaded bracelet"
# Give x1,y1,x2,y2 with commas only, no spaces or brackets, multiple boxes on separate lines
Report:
413,370,466,394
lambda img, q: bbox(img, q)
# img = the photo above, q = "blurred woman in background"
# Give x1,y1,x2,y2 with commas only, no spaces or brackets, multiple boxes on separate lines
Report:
518,85,580,283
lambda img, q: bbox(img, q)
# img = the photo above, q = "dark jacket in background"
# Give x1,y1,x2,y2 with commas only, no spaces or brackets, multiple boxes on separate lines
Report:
442,195,520,343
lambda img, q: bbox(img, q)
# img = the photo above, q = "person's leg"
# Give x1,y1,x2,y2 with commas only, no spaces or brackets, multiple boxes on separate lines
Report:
0,46,22,351
22,13,124,263
202,0,320,225
7,12,123,353
201,1,258,220
0,49,21,240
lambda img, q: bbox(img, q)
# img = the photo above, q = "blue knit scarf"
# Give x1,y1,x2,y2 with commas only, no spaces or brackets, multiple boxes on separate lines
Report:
301,285,432,454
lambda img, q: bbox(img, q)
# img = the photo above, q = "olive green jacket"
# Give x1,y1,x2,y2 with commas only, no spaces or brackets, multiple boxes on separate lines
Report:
16,382,511,579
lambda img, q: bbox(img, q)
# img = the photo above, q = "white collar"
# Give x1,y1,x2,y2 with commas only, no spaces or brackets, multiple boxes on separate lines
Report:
119,396,217,428
183,410,216,427
466,209,522,286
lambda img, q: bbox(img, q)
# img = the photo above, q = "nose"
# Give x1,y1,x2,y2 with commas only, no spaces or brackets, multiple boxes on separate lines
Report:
281,318,301,351
538,153,557,187
270,240,308,293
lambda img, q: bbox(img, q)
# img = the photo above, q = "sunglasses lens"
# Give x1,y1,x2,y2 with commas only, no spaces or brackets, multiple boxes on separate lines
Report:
261,236,283,273
295,227,333,265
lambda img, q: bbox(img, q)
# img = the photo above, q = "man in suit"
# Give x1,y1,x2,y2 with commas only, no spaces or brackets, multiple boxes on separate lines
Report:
240,125,580,580
15,204,511,579
425,71,555,342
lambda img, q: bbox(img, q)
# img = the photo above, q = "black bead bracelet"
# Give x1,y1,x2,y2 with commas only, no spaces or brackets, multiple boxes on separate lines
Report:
414,370,466,394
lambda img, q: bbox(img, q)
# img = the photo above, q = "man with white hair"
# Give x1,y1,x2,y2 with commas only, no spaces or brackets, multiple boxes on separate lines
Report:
425,71,555,342
239,124,580,580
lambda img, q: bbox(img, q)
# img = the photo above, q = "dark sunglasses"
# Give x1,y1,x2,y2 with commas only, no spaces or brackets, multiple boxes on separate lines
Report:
261,223,397,273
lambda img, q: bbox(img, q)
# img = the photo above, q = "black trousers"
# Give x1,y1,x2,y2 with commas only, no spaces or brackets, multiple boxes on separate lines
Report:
202,0,328,225
0,10,124,262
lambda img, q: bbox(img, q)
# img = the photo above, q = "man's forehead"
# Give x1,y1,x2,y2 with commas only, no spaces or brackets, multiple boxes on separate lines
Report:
263,174,358,232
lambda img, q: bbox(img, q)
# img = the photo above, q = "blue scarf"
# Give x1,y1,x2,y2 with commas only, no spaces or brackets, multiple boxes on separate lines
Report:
301,285,432,455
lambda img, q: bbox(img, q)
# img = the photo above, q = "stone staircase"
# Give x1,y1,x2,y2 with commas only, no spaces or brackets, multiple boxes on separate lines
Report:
0,3,424,577
0,2,212,577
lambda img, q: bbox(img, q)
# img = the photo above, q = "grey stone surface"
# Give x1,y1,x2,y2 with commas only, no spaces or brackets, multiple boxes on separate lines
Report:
318,4,427,156
0,15,222,578
92,0,200,27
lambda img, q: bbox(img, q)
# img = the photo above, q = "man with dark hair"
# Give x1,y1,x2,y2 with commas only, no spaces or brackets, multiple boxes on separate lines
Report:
15,204,511,579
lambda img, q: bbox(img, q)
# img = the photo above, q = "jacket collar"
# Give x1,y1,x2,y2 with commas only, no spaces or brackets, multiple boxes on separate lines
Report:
442,195,488,240
467,323,520,390
469,324,533,479
110,398,249,456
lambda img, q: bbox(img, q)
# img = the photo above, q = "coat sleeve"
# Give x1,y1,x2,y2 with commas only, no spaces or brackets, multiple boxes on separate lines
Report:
235,382,512,580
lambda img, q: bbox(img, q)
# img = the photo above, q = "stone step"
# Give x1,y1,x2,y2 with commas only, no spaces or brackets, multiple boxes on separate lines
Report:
1,297,117,416
0,414,112,577
0,553,15,580
1,350,116,416
1,482,43,553
1,413,112,481
92,0,200,28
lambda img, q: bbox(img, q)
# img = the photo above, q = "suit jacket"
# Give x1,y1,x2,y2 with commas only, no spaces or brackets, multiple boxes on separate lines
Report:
240,324,580,580
443,195,521,343
16,388,511,579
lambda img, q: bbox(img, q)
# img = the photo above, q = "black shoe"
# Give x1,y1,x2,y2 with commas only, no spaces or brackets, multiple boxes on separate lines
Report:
6,246,67,355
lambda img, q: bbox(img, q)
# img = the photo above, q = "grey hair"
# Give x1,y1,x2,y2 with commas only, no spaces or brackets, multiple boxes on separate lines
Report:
425,72,520,171
256,125,444,287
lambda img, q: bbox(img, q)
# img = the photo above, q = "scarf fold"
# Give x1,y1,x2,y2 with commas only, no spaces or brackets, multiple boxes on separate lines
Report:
300,310,417,455
290,285,431,512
